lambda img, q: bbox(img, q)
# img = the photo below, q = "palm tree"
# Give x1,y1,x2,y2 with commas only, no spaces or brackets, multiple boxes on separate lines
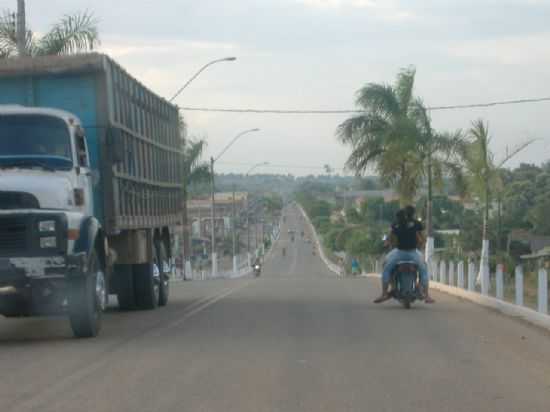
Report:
459,120,534,289
336,66,423,205
0,5,99,58
181,139,211,271
411,101,464,240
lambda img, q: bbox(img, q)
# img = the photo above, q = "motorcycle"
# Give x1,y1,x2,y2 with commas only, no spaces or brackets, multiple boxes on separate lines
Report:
389,261,423,309
253,263,261,277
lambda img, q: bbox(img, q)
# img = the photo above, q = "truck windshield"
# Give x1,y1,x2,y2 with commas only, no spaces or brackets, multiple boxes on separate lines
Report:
0,114,73,170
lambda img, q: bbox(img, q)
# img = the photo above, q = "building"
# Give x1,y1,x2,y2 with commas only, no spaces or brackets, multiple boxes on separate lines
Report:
187,192,249,239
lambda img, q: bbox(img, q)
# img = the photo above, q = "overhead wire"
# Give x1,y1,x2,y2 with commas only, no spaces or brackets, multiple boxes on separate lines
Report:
180,96,550,115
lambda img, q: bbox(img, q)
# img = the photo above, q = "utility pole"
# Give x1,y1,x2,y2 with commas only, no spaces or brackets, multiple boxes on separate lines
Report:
16,0,26,57
210,157,216,277
232,185,237,275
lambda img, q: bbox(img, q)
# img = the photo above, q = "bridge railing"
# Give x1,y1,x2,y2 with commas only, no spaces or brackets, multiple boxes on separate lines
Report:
427,258,549,315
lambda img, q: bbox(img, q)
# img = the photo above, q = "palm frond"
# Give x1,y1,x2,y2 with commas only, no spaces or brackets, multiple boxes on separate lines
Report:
187,164,210,185
35,11,99,56
395,66,416,113
0,10,17,57
355,83,400,117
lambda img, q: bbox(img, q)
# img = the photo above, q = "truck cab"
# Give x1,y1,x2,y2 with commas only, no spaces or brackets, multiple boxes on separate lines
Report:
0,105,106,337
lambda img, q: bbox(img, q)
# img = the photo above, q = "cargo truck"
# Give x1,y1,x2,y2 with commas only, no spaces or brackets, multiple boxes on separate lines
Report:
0,54,182,337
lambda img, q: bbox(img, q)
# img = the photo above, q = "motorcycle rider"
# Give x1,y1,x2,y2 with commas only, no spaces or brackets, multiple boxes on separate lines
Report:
374,206,434,304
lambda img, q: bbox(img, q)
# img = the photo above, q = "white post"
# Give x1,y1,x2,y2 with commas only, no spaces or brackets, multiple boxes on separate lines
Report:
431,259,438,282
448,261,455,286
185,260,192,281
425,236,435,280
468,260,476,292
538,268,548,314
478,239,490,295
457,261,465,289
247,252,252,268
481,263,490,296
496,264,504,300
211,252,218,278
375,259,381,274
233,255,238,276
439,260,447,284
515,265,524,306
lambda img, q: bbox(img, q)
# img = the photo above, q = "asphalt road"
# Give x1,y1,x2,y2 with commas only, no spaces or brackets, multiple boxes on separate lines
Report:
2,205,550,412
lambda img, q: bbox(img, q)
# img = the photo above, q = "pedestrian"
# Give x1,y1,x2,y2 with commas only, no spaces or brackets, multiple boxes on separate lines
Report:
351,257,360,276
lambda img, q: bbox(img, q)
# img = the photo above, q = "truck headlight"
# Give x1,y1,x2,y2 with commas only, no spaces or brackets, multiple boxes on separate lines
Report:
40,237,57,248
39,220,56,232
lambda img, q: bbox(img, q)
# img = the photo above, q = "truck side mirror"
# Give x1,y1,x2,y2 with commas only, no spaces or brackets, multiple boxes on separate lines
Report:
107,127,124,164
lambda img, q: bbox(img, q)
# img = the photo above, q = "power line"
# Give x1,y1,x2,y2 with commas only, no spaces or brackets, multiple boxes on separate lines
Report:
217,161,346,171
180,96,550,115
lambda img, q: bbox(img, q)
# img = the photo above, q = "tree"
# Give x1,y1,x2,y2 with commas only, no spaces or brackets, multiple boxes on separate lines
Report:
182,139,211,265
0,3,99,58
411,102,464,236
457,120,534,285
337,66,423,205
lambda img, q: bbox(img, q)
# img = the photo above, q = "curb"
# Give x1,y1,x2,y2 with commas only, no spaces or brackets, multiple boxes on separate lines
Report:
297,205,343,277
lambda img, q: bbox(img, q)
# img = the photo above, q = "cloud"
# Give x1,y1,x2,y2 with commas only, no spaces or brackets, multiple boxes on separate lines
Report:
298,0,415,21
447,32,550,65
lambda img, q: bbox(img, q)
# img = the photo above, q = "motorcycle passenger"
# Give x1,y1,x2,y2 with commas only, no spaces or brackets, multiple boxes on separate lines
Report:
374,207,434,304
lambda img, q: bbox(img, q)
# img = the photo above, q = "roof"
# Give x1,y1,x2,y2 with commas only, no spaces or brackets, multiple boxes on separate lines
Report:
188,192,249,209
0,53,176,110
521,246,550,260
0,105,83,126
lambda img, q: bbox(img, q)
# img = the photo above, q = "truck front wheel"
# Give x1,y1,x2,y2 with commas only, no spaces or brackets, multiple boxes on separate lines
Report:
68,250,106,338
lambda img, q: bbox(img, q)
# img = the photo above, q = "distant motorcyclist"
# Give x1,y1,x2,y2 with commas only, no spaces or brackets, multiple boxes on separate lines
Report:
374,207,434,304
252,257,262,276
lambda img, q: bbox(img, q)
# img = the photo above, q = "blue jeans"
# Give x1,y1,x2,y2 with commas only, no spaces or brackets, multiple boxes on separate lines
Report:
382,249,429,288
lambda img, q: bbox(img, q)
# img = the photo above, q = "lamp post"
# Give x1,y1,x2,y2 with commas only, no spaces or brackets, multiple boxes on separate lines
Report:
169,56,236,280
210,129,260,277
169,57,237,102
244,162,269,267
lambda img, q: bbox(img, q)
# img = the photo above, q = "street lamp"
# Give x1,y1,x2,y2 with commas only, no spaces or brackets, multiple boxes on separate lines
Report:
210,128,260,277
169,56,236,280
245,161,269,176
169,57,237,102
244,162,269,265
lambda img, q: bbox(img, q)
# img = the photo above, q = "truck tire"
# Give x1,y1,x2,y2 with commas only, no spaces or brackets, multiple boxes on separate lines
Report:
157,243,170,307
115,264,136,310
134,247,160,310
68,250,106,338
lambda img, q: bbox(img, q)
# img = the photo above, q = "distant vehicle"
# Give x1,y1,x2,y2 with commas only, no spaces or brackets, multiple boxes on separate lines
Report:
0,54,179,337
253,263,261,277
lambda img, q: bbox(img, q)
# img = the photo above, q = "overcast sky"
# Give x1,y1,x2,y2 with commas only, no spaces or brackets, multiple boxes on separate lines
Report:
5,0,550,175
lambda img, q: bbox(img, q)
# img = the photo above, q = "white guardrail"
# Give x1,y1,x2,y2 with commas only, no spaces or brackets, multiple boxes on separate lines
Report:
370,257,550,331
298,205,344,277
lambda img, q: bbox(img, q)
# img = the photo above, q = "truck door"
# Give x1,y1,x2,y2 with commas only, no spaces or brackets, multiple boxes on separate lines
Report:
74,126,94,217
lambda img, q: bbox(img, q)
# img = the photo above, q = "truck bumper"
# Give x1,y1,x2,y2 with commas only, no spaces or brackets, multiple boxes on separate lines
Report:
0,254,86,316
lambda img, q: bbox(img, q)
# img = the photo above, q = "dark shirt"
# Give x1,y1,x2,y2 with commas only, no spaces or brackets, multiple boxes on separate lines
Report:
391,220,424,250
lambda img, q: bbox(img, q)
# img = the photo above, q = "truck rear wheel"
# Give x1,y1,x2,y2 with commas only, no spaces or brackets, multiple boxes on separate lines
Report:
115,264,136,310
134,247,160,310
157,243,170,307
68,250,106,338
